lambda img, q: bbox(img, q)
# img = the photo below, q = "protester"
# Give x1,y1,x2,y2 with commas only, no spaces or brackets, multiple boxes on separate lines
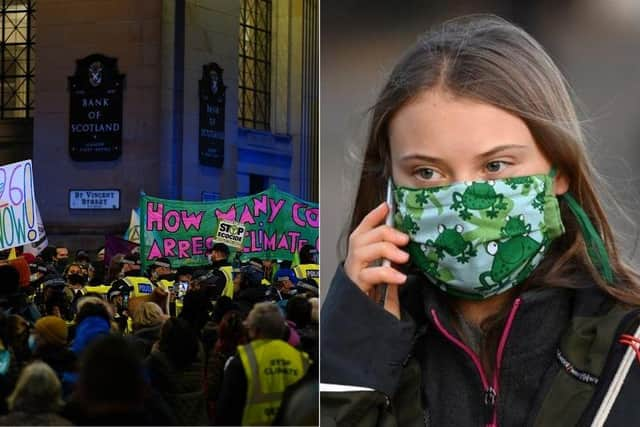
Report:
105,253,125,284
233,265,267,318
211,295,238,324
205,310,247,423
130,301,166,358
62,262,88,315
178,287,212,335
146,317,208,425
0,312,19,416
69,297,112,356
0,205,318,425
30,316,76,384
52,247,69,275
41,276,71,320
0,361,71,426
285,295,316,356
6,315,31,372
217,302,310,426
0,265,40,323
63,335,154,425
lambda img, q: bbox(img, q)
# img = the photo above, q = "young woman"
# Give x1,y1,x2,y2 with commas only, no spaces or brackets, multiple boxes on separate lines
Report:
321,15,640,427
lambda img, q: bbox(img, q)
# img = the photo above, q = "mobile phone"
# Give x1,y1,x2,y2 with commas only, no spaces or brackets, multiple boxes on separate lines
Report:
381,179,394,305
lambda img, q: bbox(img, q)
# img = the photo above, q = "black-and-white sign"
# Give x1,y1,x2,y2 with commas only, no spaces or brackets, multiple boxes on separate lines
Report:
215,220,246,249
199,63,225,167
68,53,125,161
69,190,120,210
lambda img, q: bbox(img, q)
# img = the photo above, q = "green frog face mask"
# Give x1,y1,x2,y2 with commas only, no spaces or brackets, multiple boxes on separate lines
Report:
393,171,566,299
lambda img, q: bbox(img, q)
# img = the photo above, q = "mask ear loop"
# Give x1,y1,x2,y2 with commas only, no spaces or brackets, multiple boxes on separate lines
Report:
549,167,614,283
562,193,615,284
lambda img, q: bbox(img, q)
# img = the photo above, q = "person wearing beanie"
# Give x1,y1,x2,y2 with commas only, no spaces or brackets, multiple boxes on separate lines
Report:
70,297,112,356
31,316,77,398
34,316,67,347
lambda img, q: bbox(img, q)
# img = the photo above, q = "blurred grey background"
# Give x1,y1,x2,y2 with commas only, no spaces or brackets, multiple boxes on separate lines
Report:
321,0,640,300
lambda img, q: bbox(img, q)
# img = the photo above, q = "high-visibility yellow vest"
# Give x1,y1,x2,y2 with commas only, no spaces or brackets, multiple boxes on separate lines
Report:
293,264,320,286
84,284,111,296
122,276,154,297
219,266,234,298
156,279,174,292
238,339,309,426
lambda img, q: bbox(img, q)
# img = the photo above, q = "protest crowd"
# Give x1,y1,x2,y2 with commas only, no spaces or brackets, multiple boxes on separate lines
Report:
0,238,320,426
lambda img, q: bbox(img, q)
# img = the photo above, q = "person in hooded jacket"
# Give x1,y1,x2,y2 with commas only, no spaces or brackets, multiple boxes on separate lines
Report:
29,316,76,398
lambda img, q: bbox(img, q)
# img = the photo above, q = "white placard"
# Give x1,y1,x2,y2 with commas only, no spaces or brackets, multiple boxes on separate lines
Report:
0,160,41,250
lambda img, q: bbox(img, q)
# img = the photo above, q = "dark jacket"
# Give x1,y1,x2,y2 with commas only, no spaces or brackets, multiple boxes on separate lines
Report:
321,265,640,427
0,411,71,426
234,287,267,318
32,344,77,399
33,345,77,380
146,349,208,426
129,324,163,359
216,355,246,426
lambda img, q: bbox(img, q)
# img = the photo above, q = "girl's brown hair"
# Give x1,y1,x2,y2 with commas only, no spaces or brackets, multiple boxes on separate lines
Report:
348,14,640,304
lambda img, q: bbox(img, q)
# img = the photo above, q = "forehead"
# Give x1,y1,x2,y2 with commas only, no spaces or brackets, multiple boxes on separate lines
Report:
388,90,536,159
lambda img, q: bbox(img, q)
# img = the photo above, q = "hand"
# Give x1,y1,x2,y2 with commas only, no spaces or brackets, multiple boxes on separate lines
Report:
344,202,410,317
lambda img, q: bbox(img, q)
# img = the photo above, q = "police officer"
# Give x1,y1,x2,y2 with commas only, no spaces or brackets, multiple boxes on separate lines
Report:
293,245,320,287
206,243,234,298
147,257,175,291
267,269,299,303
110,253,154,302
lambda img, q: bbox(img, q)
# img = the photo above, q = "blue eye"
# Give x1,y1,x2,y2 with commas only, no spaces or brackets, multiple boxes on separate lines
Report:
486,161,506,173
416,168,435,180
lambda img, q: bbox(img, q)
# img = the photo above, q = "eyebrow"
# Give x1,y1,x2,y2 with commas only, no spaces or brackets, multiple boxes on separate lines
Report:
399,144,529,162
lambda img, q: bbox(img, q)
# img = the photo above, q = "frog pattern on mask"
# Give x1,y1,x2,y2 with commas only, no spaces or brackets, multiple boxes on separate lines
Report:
394,173,564,299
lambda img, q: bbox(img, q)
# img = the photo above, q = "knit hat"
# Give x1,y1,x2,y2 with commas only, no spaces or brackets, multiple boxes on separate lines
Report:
35,316,68,347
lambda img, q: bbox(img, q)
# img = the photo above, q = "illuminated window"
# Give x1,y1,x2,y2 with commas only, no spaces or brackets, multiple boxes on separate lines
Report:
1,0,35,119
238,0,271,131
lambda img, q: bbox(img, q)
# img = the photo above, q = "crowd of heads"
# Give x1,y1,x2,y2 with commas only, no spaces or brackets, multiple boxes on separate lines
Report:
0,241,319,425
